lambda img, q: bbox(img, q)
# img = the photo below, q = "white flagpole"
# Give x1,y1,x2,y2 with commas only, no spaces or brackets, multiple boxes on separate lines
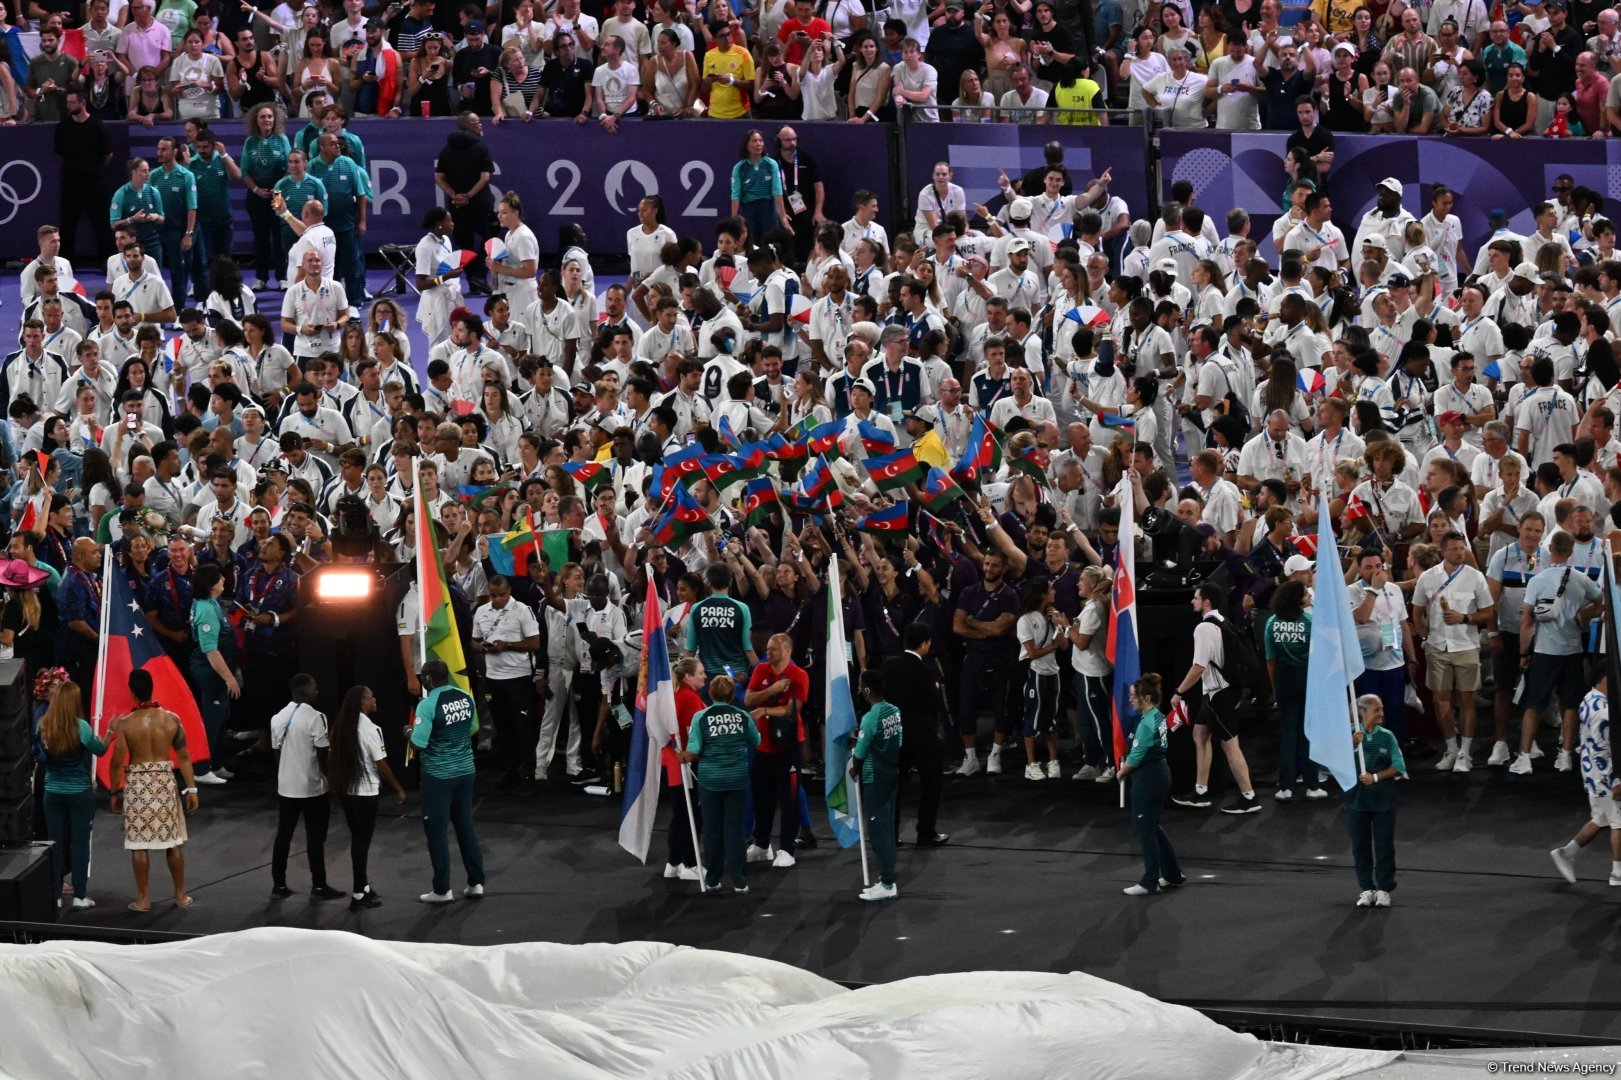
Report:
414,458,427,670
92,552,112,724
851,771,871,888
1348,683,1366,780
679,762,704,885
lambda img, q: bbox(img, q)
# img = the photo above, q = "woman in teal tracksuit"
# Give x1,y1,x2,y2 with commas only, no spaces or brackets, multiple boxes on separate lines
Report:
683,673,760,894
1117,673,1185,897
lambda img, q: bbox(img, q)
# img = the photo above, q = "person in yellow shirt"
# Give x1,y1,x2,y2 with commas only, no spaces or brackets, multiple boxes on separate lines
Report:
701,26,756,119
904,407,948,468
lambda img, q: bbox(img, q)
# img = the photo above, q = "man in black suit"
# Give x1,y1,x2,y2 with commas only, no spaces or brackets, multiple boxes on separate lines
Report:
884,622,949,847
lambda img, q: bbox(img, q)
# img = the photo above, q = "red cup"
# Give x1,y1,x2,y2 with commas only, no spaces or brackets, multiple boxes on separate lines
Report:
420,101,430,118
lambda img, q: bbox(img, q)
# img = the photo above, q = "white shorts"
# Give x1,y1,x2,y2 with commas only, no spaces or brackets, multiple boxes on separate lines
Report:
1590,795,1621,830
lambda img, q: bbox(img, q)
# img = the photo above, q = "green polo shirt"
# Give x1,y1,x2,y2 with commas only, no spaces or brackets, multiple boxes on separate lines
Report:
854,701,902,783
1263,613,1313,669
189,149,232,222
148,163,198,235
109,182,165,249
191,596,226,652
410,684,479,779
242,134,290,190
306,153,371,232
273,174,327,225
684,594,752,682
686,703,759,791
294,124,368,171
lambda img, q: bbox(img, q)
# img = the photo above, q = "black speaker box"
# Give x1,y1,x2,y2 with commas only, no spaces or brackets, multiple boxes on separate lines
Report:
0,842,55,922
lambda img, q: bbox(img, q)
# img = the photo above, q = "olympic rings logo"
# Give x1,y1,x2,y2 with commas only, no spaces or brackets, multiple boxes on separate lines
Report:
0,161,43,227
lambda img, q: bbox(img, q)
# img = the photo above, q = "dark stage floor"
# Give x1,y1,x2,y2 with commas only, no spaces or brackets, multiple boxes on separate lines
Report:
59,736,1621,1045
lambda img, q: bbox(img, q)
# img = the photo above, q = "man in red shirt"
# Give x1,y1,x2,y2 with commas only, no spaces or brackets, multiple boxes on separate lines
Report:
777,0,831,65
745,633,811,867
1574,51,1610,135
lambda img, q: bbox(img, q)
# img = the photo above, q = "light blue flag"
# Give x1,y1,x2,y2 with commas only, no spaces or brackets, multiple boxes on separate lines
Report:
823,557,862,848
1304,491,1365,791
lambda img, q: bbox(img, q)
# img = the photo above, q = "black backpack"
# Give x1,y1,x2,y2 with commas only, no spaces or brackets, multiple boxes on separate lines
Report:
1211,617,1267,698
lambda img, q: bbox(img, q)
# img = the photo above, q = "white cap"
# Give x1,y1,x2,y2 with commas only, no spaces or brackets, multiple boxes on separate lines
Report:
1283,553,1314,576
1154,257,1180,274
1007,238,1032,254
1511,261,1541,280
1360,234,1388,250
1332,41,1357,55
913,404,940,424
851,377,877,396
1009,198,1033,221
1377,177,1404,194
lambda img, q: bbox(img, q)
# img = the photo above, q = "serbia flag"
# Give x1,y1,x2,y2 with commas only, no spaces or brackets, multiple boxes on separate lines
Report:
92,558,210,788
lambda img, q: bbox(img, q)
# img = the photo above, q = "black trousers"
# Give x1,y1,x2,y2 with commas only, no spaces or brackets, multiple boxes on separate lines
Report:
60,177,114,262
340,793,379,895
665,776,700,867
750,743,800,854
450,195,496,292
895,730,943,839
573,674,604,773
485,675,538,781
272,794,331,888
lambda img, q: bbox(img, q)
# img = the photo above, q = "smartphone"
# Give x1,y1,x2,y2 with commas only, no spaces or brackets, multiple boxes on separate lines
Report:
126,417,139,431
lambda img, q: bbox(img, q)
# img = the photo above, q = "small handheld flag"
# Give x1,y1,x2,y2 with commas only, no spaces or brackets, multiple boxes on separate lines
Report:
855,501,909,535
484,237,508,264
437,249,478,275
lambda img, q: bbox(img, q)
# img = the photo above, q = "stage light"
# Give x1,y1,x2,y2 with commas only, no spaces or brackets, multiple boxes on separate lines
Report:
314,569,375,601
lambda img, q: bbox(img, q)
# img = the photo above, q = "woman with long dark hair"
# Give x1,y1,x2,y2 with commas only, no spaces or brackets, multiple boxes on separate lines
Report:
1264,579,1321,802
328,684,407,911
36,680,108,910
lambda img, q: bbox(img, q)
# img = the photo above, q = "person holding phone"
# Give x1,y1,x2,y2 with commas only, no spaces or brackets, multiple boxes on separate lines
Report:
743,633,809,869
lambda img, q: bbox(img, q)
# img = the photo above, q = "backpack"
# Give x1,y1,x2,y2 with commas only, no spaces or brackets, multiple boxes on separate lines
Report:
1211,616,1267,697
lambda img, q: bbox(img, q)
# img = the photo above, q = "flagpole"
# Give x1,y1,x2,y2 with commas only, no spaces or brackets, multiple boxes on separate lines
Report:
679,762,704,885
851,770,871,889
414,458,427,671
1349,682,1366,780
92,551,112,738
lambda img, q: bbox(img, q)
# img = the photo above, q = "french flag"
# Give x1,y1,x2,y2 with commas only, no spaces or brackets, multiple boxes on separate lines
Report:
437,250,477,275
1063,303,1111,327
1297,368,1326,395
1104,477,1140,775
619,578,678,862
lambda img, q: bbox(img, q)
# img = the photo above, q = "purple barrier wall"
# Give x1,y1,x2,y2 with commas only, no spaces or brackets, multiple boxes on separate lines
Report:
111,118,891,260
1,123,132,259
902,122,1151,224
1160,130,1620,264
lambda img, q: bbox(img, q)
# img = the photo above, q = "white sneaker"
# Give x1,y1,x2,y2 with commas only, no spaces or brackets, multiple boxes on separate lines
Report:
1274,789,1293,802
195,772,227,786
986,748,1004,775
419,891,455,905
745,843,775,864
1355,890,1375,908
1023,762,1045,781
1452,753,1472,774
70,897,95,911
462,884,485,898
1373,890,1392,908
1317,769,1330,785
1435,750,1457,772
677,866,701,881
1609,873,1621,887
1306,788,1329,800
859,882,898,901
1073,765,1100,781
771,850,796,868
1122,884,1152,897
1550,847,1578,884
663,863,681,879
1487,741,1513,766
1045,760,1061,779
213,767,236,780
1556,749,1574,772
1095,767,1116,783
1531,743,1546,760
1509,753,1534,775
954,756,981,778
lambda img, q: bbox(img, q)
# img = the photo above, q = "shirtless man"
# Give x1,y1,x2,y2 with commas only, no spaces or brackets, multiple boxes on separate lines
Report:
109,669,199,912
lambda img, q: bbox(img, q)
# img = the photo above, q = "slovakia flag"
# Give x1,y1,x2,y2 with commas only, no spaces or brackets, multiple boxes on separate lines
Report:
1104,477,1140,773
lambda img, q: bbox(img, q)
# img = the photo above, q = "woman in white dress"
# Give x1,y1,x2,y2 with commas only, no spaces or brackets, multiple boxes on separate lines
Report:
413,206,464,346
645,29,700,116
914,161,967,246
169,29,226,120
